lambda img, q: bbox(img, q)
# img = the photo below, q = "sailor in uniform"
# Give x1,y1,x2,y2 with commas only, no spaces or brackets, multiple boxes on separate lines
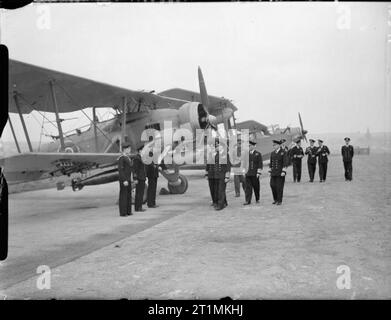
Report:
117,143,133,216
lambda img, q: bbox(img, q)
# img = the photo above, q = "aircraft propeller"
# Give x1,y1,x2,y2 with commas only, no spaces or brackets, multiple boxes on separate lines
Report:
298,112,308,142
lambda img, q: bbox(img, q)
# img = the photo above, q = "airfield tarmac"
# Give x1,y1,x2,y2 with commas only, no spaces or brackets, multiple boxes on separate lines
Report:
1,153,390,299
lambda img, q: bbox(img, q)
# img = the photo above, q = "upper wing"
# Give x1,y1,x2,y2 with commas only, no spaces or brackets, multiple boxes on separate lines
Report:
236,120,270,135
9,59,189,114
0,152,120,183
158,88,238,115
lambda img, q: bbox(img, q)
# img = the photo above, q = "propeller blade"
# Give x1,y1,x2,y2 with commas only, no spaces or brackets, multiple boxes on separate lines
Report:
198,66,210,113
298,112,308,142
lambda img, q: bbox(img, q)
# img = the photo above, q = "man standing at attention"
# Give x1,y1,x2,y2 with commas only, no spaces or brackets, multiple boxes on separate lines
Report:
243,140,263,205
269,140,289,205
341,137,354,181
117,143,133,217
290,139,304,183
133,146,147,212
305,139,318,182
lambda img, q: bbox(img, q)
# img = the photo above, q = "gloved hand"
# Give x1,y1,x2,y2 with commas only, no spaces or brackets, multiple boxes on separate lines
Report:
281,171,286,177
134,179,139,185
123,181,129,187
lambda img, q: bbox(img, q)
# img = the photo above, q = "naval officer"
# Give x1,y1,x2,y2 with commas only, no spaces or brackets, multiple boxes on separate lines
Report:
341,137,354,181
269,140,289,205
305,139,318,182
145,155,167,208
205,139,231,210
316,139,330,182
243,140,263,205
290,139,304,182
133,146,147,212
118,143,133,216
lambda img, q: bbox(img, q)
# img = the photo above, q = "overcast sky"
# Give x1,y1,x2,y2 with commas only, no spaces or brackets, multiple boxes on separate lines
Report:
0,2,390,144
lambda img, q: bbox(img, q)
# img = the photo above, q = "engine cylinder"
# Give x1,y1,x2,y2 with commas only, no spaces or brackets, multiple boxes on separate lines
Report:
178,102,209,130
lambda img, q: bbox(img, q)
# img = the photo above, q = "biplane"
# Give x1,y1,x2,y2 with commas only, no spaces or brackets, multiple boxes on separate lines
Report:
0,60,237,194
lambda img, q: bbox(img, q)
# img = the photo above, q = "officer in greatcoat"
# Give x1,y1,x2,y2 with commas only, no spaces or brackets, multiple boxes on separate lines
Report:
316,139,330,182
269,140,289,205
290,139,304,182
243,140,263,205
341,137,354,181
205,139,231,210
305,139,318,182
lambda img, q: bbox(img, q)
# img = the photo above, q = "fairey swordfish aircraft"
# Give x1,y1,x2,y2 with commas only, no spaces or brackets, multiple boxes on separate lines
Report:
0,60,237,195
0,59,308,196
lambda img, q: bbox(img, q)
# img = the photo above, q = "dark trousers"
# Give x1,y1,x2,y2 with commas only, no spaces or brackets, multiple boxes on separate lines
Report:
208,178,227,209
319,162,328,181
343,161,353,180
0,176,8,261
234,175,246,196
307,162,316,182
119,182,132,216
147,177,157,207
135,179,145,211
292,160,302,182
270,176,285,203
245,175,260,203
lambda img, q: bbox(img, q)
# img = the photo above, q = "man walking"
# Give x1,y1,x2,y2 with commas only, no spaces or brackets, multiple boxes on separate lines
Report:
317,139,330,182
290,139,304,182
341,137,354,181
243,140,263,205
117,143,133,216
305,139,318,182
269,140,289,205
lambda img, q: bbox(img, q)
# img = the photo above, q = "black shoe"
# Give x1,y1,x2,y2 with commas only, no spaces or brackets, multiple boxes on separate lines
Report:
135,208,146,212
256,200,260,204
148,205,159,208
276,202,282,205
309,180,313,183
243,202,251,205
272,201,277,204
215,206,224,211
127,213,133,216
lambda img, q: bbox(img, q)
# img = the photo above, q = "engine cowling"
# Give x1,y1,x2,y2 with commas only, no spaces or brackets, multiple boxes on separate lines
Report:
178,102,209,130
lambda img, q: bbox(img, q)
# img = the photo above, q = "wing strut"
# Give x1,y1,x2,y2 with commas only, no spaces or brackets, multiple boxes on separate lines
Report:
49,80,65,151
120,96,127,151
92,107,98,152
7,117,21,153
13,92,33,152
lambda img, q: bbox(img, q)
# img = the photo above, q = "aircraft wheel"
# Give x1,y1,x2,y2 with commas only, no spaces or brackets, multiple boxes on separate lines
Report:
167,174,188,194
